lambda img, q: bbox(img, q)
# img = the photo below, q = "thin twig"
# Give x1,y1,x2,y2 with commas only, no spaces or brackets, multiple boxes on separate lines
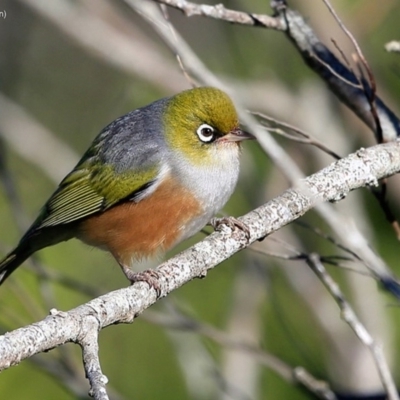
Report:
74,314,109,400
321,0,383,142
152,0,282,29
158,3,197,87
252,112,341,160
307,254,399,400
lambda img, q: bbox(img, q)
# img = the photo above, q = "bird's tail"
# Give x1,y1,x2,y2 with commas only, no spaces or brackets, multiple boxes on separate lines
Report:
0,224,77,286
0,246,33,285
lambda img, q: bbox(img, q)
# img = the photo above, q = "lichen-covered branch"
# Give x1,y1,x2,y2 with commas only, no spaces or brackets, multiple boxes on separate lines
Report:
152,0,282,29
1,140,400,396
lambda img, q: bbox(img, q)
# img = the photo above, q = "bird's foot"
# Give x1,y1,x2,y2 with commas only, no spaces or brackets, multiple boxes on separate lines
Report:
121,265,162,298
210,216,251,241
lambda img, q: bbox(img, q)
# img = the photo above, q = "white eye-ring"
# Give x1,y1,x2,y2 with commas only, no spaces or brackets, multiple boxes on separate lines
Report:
196,124,215,143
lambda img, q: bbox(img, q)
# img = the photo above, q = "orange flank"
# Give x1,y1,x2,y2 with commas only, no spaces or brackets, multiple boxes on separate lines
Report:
78,175,202,266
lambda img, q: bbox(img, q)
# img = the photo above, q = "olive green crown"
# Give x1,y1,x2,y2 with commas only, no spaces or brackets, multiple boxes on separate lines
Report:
163,87,239,163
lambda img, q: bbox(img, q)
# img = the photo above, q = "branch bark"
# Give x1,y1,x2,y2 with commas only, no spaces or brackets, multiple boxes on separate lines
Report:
152,0,282,29
1,140,400,397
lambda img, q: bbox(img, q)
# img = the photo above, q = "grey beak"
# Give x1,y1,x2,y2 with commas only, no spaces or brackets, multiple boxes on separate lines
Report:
223,127,254,142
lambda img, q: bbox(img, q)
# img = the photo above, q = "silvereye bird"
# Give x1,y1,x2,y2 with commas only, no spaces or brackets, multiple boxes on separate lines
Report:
0,87,252,285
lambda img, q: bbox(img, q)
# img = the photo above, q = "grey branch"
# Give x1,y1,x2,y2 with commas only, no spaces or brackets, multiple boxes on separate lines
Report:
152,0,282,29
307,254,399,400
153,0,400,141
77,314,109,400
272,5,400,142
1,140,400,397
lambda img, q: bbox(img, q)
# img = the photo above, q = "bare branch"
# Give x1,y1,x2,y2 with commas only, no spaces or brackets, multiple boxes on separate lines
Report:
76,314,109,400
307,254,399,400
1,141,400,394
152,0,282,29
252,112,341,160
293,367,337,400
271,1,400,142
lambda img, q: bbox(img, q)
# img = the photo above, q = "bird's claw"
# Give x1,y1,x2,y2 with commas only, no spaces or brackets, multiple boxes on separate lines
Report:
123,267,162,298
210,216,251,240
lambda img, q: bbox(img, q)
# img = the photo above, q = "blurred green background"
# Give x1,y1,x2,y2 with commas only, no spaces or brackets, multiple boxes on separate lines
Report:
0,0,400,399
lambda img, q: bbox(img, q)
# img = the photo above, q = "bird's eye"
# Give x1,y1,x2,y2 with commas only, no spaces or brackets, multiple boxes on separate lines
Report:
196,124,215,143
